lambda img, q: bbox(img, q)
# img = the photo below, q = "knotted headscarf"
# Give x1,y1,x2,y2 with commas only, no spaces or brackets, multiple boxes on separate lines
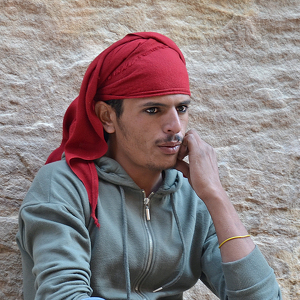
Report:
46,32,191,227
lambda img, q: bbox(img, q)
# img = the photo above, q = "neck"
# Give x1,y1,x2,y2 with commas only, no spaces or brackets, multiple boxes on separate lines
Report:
105,145,163,196
124,166,163,196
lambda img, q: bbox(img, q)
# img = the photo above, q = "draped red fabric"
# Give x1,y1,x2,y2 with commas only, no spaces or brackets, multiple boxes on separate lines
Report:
46,32,191,227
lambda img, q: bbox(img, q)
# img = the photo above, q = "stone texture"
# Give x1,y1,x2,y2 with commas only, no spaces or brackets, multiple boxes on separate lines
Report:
0,0,299,299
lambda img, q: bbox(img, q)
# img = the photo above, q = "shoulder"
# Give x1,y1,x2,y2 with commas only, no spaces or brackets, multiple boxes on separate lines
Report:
35,159,77,181
21,160,88,209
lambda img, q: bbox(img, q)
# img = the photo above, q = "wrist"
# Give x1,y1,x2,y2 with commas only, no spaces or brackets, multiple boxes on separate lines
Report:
198,187,229,208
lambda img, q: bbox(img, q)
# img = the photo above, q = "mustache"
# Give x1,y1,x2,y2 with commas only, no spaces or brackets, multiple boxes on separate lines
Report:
155,134,183,145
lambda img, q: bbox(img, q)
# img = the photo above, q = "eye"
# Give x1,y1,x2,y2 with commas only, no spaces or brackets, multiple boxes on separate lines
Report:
145,107,159,114
177,105,189,113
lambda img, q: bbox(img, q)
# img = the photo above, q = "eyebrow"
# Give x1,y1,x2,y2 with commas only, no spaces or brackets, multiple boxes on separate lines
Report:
140,99,191,107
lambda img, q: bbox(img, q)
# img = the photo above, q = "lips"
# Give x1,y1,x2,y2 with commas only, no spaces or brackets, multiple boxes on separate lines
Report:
157,142,181,155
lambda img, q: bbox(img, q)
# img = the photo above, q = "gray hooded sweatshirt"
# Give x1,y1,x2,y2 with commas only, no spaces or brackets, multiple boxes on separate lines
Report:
17,157,282,300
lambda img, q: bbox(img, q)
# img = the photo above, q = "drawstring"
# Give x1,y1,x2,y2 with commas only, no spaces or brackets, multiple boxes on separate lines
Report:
153,193,186,293
120,187,131,300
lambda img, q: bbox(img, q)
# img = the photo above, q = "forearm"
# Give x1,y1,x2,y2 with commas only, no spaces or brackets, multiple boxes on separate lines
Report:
203,188,255,262
176,129,255,262
177,129,281,297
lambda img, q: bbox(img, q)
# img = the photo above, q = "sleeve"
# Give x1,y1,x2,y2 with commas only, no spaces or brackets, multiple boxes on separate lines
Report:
17,162,94,300
199,222,282,300
222,246,282,300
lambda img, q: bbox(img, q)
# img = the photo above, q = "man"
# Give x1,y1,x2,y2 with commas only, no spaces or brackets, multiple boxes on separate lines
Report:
17,32,282,300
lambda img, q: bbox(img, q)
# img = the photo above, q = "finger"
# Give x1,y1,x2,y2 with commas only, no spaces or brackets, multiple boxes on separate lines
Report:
177,131,194,160
177,142,188,160
175,159,190,178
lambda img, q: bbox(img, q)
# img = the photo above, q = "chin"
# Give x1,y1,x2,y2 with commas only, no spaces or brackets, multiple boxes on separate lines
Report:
163,157,178,170
145,154,178,171
152,161,178,172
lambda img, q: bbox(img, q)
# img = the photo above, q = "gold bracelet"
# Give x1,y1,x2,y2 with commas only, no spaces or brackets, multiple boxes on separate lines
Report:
219,235,251,248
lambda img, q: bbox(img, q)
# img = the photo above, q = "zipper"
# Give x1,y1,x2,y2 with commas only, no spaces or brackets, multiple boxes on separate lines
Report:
134,191,155,298
143,191,154,221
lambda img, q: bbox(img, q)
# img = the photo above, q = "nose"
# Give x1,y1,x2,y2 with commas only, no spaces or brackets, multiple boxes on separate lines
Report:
162,108,182,134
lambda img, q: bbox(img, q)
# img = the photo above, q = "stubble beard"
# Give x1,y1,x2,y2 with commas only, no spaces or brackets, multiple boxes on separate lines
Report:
145,156,178,172
117,118,182,171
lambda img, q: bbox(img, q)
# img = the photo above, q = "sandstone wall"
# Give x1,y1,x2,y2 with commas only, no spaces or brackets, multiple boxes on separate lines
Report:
1,0,299,299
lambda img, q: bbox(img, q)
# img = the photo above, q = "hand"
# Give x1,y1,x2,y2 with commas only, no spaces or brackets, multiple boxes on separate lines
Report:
175,129,225,202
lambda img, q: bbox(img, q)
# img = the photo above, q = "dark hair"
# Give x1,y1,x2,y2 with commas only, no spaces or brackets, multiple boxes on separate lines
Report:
105,99,124,118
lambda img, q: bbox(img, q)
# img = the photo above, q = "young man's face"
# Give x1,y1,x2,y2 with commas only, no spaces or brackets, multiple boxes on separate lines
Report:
108,94,190,175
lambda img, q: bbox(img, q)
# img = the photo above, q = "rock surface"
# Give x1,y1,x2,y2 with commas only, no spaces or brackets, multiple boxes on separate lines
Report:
0,0,299,299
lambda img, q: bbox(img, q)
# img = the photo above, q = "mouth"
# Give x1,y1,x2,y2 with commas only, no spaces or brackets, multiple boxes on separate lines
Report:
157,142,181,155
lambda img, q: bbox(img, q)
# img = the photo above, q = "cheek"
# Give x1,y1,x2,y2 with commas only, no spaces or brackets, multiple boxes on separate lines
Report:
120,126,149,150
131,131,157,157
180,117,189,133
134,132,151,149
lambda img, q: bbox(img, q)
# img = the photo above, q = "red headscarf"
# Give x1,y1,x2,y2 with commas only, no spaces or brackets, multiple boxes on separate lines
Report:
46,32,191,227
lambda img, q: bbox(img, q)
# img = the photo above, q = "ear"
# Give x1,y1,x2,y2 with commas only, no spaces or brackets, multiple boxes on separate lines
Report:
94,101,116,134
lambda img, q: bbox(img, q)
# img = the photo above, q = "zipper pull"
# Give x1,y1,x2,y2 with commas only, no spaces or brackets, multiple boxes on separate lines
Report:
144,197,151,221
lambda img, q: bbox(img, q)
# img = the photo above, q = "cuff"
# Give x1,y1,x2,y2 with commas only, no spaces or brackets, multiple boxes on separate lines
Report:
222,246,281,299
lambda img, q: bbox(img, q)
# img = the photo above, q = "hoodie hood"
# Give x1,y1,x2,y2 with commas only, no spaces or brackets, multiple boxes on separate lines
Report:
94,156,183,195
